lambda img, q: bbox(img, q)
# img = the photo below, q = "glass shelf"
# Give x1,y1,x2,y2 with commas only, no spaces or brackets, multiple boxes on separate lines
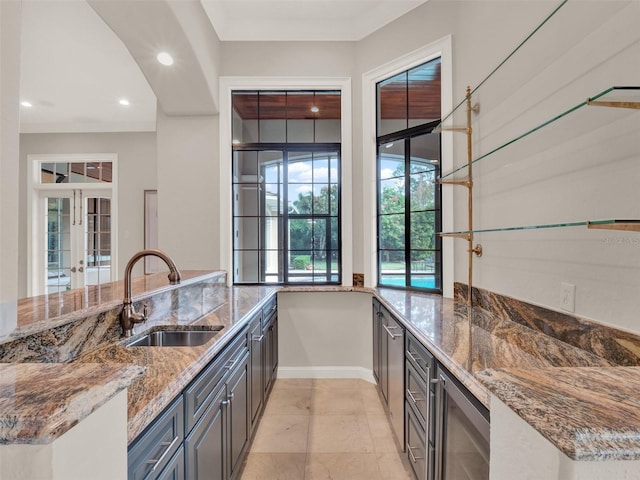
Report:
438,219,640,237
440,86,640,180
437,0,569,128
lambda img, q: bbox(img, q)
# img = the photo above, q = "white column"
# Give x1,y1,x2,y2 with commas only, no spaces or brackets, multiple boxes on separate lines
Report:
0,0,21,334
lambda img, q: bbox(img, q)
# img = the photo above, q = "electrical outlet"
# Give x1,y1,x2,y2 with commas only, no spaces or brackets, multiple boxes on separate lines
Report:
560,282,575,312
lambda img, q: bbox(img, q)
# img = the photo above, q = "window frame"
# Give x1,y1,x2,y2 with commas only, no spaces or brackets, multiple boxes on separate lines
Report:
374,57,443,293
220,77,352,287
362,36,453,294
376,121,442,292
232,143,342,285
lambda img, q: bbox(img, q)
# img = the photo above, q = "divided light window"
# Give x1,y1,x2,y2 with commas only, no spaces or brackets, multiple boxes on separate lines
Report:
232,91,341,285
376,58,442,291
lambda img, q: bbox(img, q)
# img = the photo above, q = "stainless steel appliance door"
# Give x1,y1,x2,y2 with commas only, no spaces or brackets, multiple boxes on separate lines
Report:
435,369,489,480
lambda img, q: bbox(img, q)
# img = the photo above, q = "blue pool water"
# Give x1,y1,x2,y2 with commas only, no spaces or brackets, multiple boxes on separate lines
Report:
381,277,437,289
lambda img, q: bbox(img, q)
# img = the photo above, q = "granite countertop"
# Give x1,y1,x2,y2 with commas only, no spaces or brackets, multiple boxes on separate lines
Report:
475,367,640,461
372,288,612,407
0,363,144,444
10,270,217,342
77,285,278,443
5,278,640,461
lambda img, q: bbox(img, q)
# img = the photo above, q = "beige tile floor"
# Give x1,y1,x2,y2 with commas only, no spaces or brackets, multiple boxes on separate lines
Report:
240,378,414,480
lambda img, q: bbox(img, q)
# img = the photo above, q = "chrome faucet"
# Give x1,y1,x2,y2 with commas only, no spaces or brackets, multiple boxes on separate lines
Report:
120,249,181,337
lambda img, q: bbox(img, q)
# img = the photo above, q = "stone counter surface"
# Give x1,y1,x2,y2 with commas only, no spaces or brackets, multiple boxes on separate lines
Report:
4,276,640,464
0,363,144,444
77,284,278,443
476,367,640,461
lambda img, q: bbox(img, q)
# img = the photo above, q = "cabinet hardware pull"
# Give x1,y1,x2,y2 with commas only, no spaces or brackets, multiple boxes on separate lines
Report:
407,445,424,463
406,350,424,367
252,334,264,342
228,392,235,401
146,436,179,471
407,389,424,404
224,359,235,370
382,324,402,340
431,378,440,385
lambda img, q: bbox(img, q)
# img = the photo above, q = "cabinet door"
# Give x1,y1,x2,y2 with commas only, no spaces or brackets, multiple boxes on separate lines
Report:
386,313,405,449
227,350,250,480
249,312,264,432
270,315,278,382
263,313,277,396
185,384,227,480
372,299,381,383
379,308,390,405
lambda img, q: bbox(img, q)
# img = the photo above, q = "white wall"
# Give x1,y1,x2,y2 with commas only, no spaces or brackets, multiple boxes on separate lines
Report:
353,0,640,332
468,1,640,331
19,132,157,297
277,292,374,380
156,110,220,270
0,1,21,333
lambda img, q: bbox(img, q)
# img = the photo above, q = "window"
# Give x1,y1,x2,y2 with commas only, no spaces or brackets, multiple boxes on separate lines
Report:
232,91,341,284
376,58,442,291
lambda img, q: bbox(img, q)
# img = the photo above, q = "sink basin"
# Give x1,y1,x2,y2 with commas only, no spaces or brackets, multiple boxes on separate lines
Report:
124,326,224,347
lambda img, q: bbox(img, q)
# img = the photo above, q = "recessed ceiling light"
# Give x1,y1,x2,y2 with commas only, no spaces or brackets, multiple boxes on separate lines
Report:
119,99,130,106
157,52,174,66
21,101,33,108
310,106,319,113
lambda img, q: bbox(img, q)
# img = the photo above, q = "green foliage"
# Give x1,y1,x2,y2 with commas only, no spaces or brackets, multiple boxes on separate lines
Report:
292,255,311,269
379,161,437,263
289,185,339,258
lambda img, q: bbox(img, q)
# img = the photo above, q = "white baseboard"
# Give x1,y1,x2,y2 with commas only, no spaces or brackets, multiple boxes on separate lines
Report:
276,366,376,384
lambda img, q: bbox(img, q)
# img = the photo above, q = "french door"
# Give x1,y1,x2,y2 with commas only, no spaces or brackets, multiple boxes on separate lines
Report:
38,189,113,294
28,154,117,296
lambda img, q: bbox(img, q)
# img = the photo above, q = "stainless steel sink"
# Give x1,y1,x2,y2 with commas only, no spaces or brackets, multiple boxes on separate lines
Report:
124,326,224,347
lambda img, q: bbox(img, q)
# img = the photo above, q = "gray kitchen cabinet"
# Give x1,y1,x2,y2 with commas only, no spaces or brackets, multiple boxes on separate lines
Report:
248,311,264,433
128,395,184,480
185,382,226,480
227,349,250,479
372,298,381,383
373,298,405,450
185,330,250,480
263,298,278,397
405,331,435,480
127,296,278,480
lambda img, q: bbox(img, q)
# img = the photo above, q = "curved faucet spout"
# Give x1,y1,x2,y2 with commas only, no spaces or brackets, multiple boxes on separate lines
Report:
120,249,181,337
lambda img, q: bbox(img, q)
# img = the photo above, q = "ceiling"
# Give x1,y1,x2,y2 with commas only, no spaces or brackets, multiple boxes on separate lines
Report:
201,0,427,42
18,0,428,133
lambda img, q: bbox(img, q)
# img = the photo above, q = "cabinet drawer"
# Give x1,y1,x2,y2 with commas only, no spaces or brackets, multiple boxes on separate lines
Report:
406,361,428,429
157,446,184,480
128,395,184,480
406,403,427,480
406,333,434,384
184,327,248,434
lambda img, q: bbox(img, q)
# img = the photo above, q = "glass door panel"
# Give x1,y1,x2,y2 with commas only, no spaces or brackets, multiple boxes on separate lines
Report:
84,197,112,287
46,197,72,294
